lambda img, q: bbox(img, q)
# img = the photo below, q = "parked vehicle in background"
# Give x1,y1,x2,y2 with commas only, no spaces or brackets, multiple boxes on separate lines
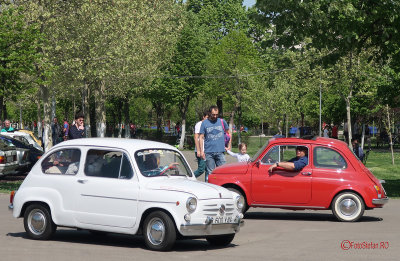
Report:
1,131,43,152
0,135,43,173
0,140,18,176
0,136,30,174
9,138,244,251
18,129,42,147
209,136,388,222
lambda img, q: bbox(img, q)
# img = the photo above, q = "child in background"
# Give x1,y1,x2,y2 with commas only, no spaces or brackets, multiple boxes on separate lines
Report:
226,143,250,162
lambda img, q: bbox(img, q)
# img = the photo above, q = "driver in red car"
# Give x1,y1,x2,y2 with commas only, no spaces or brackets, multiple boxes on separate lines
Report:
268,146,308,172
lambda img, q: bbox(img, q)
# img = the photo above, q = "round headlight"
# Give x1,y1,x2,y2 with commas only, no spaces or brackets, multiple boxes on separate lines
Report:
235,195,244,211
186,197,197,213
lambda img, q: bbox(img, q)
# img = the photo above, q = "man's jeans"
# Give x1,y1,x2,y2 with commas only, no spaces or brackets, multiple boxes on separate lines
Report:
205,152,226,182
193,152,206,178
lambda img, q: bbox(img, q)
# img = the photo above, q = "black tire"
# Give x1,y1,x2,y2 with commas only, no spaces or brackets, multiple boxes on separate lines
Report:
332,192,365,222
143,211,176,251
206,234,235,246
227,187,249,214
24,204,56,240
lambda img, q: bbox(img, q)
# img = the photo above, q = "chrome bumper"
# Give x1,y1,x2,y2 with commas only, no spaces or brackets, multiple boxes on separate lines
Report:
180,216,244,236
372,198,389,205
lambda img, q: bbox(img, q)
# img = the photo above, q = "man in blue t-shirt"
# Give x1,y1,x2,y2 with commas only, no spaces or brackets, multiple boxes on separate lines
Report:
268,146,308,172
199,105,231,182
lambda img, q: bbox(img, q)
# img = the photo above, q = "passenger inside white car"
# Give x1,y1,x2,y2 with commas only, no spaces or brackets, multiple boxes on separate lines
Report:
42,149,81,175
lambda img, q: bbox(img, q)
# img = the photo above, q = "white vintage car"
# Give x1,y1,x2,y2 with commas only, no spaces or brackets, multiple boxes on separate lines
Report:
9,138,244,251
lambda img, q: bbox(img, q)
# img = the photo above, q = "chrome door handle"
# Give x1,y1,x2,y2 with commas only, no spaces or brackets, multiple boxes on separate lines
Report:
301,172,312,176
77,179,88,184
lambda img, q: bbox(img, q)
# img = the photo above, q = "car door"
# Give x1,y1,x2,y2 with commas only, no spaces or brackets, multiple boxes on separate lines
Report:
72,148,139,228
251,144,312,205
310,145,354,206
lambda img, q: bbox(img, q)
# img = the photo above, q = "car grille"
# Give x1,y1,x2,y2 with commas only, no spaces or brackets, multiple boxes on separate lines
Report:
201,201,235,217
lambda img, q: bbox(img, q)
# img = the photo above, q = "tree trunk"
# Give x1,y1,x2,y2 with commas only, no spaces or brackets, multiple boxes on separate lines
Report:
361,124,365,150
345,96,353,150
41,85,52,152
95,81,106,137
37,90,42,138
83,81,91,138
285,114,289,138
386,104,395,165
178,101,190,150
217,98,223,117
124,97,130,138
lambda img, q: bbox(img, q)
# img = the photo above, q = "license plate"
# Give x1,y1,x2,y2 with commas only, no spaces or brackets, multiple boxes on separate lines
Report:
7,156,14,162
212,216,233,224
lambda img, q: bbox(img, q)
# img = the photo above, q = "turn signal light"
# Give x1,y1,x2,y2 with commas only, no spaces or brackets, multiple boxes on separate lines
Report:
10,191,15,204
0,156,4,164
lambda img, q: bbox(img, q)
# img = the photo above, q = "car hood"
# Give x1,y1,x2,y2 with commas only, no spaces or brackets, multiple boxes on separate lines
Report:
212,162,250,175
146,178,233,200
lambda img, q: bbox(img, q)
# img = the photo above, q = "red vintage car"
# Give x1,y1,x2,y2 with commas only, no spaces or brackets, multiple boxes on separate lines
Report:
208,136,388,222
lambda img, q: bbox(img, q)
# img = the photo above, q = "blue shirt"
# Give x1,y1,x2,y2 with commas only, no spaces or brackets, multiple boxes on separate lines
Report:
200,118,228,153
288,156,308,171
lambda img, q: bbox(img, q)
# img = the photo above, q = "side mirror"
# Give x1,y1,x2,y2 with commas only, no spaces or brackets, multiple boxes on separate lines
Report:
255,160,261,168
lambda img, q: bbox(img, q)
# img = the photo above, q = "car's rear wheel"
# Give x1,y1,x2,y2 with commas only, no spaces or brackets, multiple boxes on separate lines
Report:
24,204,56,240
332,192,365,222
227,187,248,214
206,233,235,246
143,211,176,251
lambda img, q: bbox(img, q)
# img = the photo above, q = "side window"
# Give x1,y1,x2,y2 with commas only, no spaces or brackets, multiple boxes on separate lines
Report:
313,147,347,169
41,149,81,175
261,145,308,164
261,146,279,164
84,149,134,179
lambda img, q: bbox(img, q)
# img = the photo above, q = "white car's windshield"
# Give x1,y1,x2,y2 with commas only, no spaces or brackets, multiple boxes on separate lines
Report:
135,149,192,177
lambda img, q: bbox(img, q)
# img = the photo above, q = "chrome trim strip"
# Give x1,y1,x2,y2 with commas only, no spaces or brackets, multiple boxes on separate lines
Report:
372,198,389,205
81,194,138,201
252,204,325,209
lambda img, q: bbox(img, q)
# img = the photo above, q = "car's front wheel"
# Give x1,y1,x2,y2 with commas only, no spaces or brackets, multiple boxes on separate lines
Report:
206,233,235,246
143,211,176,251
24,204,56,240
332,192,365,222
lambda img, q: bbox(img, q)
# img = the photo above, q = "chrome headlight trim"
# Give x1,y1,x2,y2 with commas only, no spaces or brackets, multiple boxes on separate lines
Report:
235,195,244,211
186,197,197,213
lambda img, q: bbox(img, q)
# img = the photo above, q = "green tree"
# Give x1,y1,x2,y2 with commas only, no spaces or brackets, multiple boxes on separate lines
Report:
0,5,40,120
255,0,400,146
206,30,263,142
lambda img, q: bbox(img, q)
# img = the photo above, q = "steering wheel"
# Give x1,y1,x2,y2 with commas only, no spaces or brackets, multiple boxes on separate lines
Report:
159,163,179,176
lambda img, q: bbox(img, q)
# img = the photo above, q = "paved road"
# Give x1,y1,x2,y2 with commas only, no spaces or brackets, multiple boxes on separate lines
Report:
1,192,399,261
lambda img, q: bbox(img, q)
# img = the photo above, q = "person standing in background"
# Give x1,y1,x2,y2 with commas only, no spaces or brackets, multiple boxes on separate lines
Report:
63,118,69,141
69,112,85,140
51,117,62,145
199,105,231,182
1,119,14,132
193,110,208,178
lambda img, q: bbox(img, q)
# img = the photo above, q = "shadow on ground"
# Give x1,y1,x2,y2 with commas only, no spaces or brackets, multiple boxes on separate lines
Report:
6,229,237,252
244,211,383,222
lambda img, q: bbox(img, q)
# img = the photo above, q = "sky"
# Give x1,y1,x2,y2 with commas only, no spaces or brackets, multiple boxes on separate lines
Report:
243,0,256,8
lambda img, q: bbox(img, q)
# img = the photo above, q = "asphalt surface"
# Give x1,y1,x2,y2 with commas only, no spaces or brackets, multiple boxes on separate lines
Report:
1,151,398,260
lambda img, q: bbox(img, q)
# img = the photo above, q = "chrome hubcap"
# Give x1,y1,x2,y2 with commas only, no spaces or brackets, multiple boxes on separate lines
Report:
147,218,165,245
339,198,358,216
28,210,47,235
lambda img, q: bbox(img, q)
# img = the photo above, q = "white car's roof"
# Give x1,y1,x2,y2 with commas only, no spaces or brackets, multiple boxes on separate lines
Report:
54,138,177,152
